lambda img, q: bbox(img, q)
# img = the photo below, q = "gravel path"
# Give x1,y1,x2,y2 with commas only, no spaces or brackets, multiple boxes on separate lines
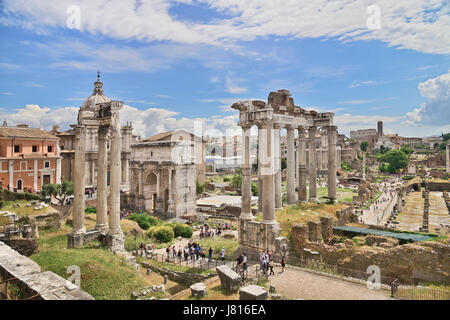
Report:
268,268,392,300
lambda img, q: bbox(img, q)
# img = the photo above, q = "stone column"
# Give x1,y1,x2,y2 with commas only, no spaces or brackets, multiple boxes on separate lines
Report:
273,124,282,208
96,126,109,232
167,167,175,217
72,125,86,236
327,126,337,202
260,122,275,224
125,158,130,185
308,126,317,202
286,125,296,204
56,158,62,184
107,119,124,247
257,126,264,211
240,125,253,220
447,143,450,173
297,126,307,202
91,159,95,185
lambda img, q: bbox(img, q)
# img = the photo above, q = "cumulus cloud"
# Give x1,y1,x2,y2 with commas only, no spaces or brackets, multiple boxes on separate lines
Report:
1,0,448,54
405,70,450,126
0,103,240,139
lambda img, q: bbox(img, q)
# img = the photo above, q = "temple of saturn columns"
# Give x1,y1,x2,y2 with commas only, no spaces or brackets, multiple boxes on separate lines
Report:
231,89,337,258
68,99,125,251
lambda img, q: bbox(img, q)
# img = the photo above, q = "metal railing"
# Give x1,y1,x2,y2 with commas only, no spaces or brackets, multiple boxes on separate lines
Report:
395,285,450,300
141,250,449,300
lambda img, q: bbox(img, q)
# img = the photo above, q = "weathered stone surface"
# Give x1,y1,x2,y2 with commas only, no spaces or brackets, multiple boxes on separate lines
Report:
0,241,93,300
216,265,241,292
190,282,207,297
2,238,38,256
239,285,267,300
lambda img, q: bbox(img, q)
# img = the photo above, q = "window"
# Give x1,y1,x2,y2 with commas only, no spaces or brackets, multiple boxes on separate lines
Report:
20,161,27,171
44,161,50,168
14,145,20,153
47,145,53,152
32,145,38,152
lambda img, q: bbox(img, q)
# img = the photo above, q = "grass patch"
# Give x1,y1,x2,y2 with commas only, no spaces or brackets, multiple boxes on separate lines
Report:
2,200,54,216
145,259,214,276
197,237,239,261
30,232,149,300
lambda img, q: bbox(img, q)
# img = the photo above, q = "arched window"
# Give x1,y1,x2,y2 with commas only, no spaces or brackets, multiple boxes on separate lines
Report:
17,179,23,190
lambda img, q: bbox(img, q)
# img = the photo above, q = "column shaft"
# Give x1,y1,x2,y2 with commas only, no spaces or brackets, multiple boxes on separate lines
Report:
286,126,296,204
327,126,337,201
108,124,122,236
298,127,307,202
260,124,275,224
96,126,109,232
257,127,263,211
240,126,253,220
308,126,317,202
73,126,86,235
274,126,282,208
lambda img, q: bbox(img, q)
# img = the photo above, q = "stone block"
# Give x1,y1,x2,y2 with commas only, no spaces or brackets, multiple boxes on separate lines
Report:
216,265,242,292
190,282,207,297
239,285,268,300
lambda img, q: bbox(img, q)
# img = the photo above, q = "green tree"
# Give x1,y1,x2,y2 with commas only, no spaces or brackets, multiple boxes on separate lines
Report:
380,150,408,173
41,180,74,205
196,181,205,195
360,141,369,152
231,174,242,193
281,158,287,171
251,182,258,196
400,144,414,155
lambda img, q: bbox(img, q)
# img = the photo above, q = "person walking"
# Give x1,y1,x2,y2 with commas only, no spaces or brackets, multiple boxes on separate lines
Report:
281,256,286,273
208,247,213,262
221,247,226,261
269,259,275,276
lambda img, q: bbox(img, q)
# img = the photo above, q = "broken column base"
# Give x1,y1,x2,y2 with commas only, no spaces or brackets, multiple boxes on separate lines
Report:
67,230,101,249
105,233,125,252
237,219,288,261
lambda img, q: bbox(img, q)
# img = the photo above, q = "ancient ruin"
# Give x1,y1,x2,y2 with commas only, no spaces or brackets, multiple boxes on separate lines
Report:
231,89,337,258
68,74,125,251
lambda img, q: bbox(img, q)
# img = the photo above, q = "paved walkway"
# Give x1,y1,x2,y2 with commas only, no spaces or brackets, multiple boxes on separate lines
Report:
268,268,392,300
362,179,401,226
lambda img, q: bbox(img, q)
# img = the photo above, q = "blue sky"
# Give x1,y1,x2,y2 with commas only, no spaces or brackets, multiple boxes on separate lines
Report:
0,0,449,138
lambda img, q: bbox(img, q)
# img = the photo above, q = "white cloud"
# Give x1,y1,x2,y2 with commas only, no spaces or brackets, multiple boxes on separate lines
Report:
2,0,448,54
0,103,240,139
405,70,450,126
225,76,247,94
349,80,377,88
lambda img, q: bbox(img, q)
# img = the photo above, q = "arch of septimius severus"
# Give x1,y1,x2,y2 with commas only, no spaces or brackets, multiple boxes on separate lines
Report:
232,89,337,258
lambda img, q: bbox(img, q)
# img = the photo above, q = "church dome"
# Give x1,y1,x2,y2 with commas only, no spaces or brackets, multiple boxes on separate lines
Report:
81,72,111,110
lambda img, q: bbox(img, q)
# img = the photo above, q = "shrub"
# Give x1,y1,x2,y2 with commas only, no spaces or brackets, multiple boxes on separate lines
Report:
148,226,174,243
223,177,230,182
85,206,97,214
172,223,193,238
128,213,158,230
15,192,25,200
0,200,4,209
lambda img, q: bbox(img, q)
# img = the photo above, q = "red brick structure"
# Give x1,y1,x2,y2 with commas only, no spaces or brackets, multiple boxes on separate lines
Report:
0,124,61,193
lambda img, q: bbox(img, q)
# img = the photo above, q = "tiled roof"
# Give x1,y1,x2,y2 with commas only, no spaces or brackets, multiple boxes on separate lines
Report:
0,127,58,139
140,131,174,142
